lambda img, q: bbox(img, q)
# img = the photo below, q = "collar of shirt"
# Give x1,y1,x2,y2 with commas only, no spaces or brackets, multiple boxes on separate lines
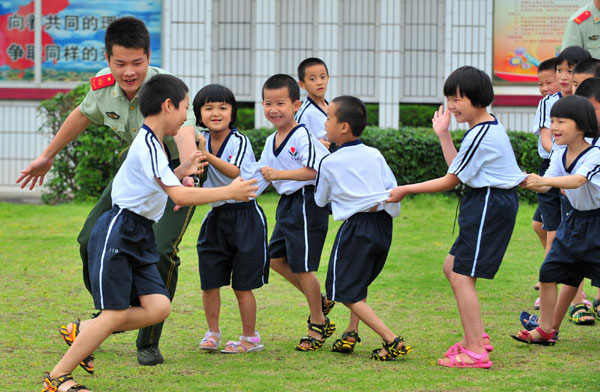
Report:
338,139,362,150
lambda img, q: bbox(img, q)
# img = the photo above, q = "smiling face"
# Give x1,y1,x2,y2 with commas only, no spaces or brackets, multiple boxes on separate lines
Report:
107,44,150,100
299,64,329,100
200,101,233,133
550,116,582,146
262,87,301,132
446,89,479,126
556,60,574,96
538,69,560,96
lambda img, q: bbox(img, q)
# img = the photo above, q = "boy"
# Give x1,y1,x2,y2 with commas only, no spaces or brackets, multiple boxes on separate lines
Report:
314,95,411,360
388,66,525,368
295,57,331,149
572,58,600,93
257,74,333,351
42,74,257,392
17,17,199,365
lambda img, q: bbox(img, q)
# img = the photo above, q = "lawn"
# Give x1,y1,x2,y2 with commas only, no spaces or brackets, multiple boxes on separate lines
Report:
1,193,599,391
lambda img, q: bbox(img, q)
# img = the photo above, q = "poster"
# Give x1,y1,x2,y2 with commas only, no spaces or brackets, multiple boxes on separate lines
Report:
493,0,582,84
0,0,162,82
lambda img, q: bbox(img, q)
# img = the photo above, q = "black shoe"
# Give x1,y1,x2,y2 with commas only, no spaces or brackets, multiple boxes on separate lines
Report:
137,346,164,366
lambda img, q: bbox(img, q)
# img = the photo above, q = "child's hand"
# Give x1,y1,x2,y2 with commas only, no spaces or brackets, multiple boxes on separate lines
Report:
522,173,545,189
196,133,208,153
432,105,451,137
260,166,279,181
173,176,195,211
228,177,258,201
387,185,409,202
319,139,331,150
180,150,208,177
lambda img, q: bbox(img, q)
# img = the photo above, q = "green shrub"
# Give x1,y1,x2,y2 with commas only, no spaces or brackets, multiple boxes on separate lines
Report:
237,107,255,130
38,83,126,204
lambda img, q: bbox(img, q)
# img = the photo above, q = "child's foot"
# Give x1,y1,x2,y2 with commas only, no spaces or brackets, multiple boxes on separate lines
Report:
221,333,264,353
568,303,596,325
199,330,221,352
370,336,412,361
296,317,336,351
444,333,494,357
437,348,492,368
332,330,361,354
42,373,92,392
510,326,557,345
58,320,95,374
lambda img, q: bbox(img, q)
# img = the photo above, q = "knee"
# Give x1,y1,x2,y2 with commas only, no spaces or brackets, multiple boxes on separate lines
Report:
156,296,172,321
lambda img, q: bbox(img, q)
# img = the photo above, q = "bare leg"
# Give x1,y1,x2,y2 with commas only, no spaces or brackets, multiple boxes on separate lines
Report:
199,288,221,349
270,257,303,292
553,284,580,329
297,271,326,349
532,220,547,249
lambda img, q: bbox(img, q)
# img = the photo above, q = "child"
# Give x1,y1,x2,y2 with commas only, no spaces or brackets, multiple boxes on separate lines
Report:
531,57,560,256
295,57,331,149
571,57,600,93
314,95,411,360
193,84,269,353
513,95,600,345
42,74,257,392
529,47,591,309
388,66,525,368
256,74,333,351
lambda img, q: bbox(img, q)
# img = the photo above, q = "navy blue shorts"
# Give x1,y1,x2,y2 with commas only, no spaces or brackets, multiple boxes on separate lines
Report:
197,200,269,291
537,159,562,231
532,205,542,223
325,211,392,303
450,187,519,279
540,207,600,287
269,185,329,273
88,206,169,310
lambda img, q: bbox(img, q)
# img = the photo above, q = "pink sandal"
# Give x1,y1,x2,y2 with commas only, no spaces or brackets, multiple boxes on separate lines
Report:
438,348,493,369
444,333,494,357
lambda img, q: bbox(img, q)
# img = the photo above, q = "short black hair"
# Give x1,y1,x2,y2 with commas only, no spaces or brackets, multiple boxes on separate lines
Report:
331,96,368,137
556,46,591,68
105,17,150,58
550,95,599,138
575,77,600,102
538,57,557,73
573,58,600,77
443,66,494,107
262,74,300,101
192,84,238,129
139,74,189,117
297,57,329,82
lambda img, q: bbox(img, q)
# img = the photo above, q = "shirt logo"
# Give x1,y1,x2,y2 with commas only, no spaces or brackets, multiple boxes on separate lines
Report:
288,146,298,157
106,111,120,120
227,155,232,162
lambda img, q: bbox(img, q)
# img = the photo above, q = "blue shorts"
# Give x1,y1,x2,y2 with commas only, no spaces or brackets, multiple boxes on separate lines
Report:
532,205,542,223
540,207,600,287
537,159,562,231
197,200,269,291
450,187,519,279
88,206,169,310
325,211,392,303
269,185,329,273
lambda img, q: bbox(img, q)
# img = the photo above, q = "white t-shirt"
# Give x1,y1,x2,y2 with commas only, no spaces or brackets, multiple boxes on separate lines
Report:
295,97,328,140
532,92,562,159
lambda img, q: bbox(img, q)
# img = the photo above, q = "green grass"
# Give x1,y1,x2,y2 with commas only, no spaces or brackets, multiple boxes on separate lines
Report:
1,194,599,391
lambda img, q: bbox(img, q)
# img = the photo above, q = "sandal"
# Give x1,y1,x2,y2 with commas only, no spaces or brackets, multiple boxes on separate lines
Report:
438,348,492,369
444,333,494,357
370,336,412,361
199,329,221,352
58,320,95,374
519,311,540,331
295,317,336,351
332,330,361,354
321,293,335,316
593,298,600,320
510,326,557,346
221,332,264,354
568,303,596,325
42,373,90,392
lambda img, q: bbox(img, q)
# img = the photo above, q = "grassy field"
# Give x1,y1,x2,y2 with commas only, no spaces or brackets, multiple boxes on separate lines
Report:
1,193,599,391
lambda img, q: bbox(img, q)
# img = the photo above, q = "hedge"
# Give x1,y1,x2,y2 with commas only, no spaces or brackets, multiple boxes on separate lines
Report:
38,84,540,204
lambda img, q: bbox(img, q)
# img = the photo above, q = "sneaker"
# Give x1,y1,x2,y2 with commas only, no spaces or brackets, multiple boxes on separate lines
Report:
137,346,164,366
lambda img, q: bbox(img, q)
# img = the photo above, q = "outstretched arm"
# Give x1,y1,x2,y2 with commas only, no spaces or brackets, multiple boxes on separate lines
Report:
161,177,258,206
521,173,587,193
17,107,91,190
260,166,316,182
387,173,460,202
432,105,457,166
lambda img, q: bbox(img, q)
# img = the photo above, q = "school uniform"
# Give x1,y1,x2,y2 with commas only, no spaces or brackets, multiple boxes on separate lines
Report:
196,129,269,291
314,139,399,303
532,92,563,231
255,124,330,273
294,96,328,140
88,124,179,310
540,146,600,287
448,116,526,279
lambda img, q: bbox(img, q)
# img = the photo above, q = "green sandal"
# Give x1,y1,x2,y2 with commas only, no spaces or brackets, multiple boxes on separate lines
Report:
42,373,89,392
568,303,596,325
58,320,95,374
370,336,412,361
332,331,361,354
593,298,600,320
295,317,336,351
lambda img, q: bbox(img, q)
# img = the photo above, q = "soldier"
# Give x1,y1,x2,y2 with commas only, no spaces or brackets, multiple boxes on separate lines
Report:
562,1,600,59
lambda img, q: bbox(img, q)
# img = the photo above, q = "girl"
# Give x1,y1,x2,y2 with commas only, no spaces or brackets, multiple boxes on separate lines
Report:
513,94,600,345
387,66,526,368
193,84,269,353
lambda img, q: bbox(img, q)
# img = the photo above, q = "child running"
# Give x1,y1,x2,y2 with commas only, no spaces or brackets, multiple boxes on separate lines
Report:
42,74,257,392
387,66,526,368
193,84,269,354
513,95,600,346
314,95,411,360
